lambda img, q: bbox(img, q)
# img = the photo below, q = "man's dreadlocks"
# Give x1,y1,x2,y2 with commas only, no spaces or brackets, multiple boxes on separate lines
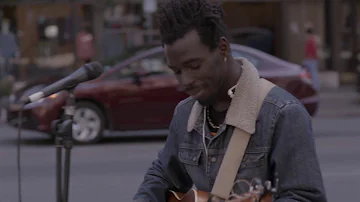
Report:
157,0,228,51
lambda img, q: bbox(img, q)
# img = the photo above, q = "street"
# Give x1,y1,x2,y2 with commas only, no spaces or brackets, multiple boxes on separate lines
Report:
1,87,360,202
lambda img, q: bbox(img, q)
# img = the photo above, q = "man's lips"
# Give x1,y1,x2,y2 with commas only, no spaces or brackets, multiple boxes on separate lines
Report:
177,85,203,96
186,88,201,96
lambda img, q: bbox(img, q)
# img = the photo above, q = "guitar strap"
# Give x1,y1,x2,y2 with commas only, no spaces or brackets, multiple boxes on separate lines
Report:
210,78,276,200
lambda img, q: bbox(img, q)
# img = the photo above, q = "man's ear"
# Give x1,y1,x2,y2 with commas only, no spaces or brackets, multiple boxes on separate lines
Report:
218,36,230,56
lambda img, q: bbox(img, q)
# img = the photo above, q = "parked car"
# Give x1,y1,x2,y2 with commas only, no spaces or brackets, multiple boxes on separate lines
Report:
229,27,274,54
7,44,318,144
9,72,70,104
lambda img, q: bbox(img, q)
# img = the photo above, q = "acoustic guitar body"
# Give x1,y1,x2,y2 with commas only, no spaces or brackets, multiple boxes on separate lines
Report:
168,189,209,202
168,190,273,202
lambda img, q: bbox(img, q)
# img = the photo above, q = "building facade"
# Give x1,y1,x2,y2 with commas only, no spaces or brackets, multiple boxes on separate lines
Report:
1,0,359,74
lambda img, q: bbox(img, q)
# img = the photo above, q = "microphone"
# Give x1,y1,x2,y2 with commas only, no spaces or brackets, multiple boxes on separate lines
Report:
21,61,104,104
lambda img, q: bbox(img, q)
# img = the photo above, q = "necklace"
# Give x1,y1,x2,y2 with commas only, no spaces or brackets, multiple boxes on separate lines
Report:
206,107,220,129
205,82,237,130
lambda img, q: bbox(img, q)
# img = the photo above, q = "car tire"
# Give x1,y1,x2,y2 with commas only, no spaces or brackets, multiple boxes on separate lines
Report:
71,101,105,144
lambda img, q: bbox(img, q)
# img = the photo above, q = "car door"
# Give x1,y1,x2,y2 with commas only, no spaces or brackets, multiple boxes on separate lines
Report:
129,53,187,130
101,53,185,131
100,61,149,131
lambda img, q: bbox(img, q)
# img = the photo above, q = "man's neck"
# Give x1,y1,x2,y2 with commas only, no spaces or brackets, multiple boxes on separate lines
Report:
211,57,243,112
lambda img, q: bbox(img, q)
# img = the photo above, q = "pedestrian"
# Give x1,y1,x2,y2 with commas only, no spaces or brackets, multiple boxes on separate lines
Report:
0,18,19,78
303,25,320,92
133,0,327,201
76,25,95,65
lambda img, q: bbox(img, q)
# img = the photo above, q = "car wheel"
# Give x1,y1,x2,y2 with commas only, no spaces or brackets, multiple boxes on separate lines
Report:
72,101,105,144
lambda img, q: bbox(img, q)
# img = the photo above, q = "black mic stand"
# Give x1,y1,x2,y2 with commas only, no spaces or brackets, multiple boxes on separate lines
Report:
51,87,76,202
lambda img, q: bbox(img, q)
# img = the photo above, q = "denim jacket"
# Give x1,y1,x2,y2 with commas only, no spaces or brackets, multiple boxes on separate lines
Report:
133,58,327,202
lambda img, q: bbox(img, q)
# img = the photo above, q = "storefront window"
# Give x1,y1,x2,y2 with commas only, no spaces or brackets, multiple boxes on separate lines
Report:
104,3,143,29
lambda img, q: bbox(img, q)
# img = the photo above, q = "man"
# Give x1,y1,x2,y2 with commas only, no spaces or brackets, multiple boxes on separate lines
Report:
0,18,19,77
76,24,94,64
303,26,320,92
134,0,327,201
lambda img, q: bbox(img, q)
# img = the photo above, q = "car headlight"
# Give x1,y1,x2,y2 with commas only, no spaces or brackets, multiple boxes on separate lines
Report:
33,93,59,104
48,93,58,99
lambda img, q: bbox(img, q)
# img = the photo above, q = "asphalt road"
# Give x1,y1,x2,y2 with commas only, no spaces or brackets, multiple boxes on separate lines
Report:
1,88,360,202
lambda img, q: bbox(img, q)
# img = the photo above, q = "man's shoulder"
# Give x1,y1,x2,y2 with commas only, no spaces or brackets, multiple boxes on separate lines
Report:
173,96,196,116
264,86,303,110
260,86,311,128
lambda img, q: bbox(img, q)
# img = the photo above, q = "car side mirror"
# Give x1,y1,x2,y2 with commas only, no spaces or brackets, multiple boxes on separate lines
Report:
131,73,142,86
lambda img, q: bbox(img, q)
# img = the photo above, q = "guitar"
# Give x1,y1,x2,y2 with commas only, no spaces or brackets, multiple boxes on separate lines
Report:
168,178,278,202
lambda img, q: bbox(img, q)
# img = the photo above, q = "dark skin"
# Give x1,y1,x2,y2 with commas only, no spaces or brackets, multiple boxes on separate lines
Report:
165,30,243,125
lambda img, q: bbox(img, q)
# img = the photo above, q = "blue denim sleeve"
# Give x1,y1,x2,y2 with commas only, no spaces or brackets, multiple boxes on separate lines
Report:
271,103,327,202
133,116,193,202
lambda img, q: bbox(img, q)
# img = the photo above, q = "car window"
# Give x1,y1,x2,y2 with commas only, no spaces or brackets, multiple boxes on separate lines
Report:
105,53,173,80
231,50,262,68
102,44,157,67
129,54,173,75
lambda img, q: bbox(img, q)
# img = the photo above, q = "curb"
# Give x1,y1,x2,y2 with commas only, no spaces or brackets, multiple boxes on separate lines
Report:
319,71,357,90
0,108,7,123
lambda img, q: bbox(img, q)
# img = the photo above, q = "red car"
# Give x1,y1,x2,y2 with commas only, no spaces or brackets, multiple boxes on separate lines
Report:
7,44,318,144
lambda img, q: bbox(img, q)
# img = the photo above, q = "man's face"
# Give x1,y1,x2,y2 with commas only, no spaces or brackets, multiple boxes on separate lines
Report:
164,30,227,106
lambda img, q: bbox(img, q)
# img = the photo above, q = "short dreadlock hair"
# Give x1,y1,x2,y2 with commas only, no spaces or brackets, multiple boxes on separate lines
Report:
157,0,228,51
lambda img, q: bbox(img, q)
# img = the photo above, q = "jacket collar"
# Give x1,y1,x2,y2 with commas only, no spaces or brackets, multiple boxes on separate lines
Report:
187,57,262,134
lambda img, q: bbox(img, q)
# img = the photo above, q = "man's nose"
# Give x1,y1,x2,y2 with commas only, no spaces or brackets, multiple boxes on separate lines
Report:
178,71,194,87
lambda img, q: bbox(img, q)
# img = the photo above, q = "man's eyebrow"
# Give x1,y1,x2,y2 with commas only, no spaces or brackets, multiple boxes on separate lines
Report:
167,58,202,68
183,58,202,64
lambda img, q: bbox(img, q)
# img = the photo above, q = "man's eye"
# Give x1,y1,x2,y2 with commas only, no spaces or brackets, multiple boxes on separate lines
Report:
172,69,181,74
189,64,200,69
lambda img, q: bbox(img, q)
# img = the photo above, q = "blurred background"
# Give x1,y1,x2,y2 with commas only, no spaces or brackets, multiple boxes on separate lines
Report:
0,0,359,202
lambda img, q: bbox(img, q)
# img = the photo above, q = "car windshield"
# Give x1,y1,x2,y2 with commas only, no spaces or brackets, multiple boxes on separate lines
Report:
102,45,158,69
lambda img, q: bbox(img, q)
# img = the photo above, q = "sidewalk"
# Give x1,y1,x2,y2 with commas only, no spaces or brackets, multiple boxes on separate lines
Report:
315,85,360,118
10,53,75,69
319,70,357,89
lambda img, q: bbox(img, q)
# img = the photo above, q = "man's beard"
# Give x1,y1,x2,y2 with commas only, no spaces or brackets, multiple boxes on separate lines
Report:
197,90,219,107
197,55,224,106
197,80,226,107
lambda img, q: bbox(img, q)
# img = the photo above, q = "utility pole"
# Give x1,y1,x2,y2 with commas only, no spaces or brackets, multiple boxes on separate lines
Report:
92,1,105,62
324,0,332,70
349,0,358,72
328,0,342,73
71,0,78,69
280,0,290,61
